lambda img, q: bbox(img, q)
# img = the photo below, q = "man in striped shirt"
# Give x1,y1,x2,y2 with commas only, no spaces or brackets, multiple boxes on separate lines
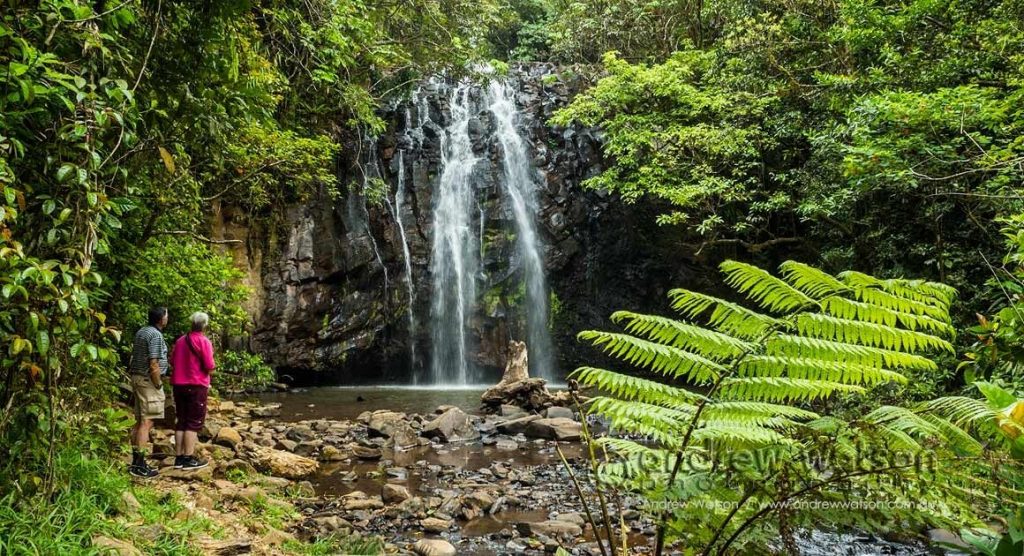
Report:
128,307,169,478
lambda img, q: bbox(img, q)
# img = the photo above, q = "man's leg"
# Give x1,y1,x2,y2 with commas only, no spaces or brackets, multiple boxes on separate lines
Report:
131,418,151,466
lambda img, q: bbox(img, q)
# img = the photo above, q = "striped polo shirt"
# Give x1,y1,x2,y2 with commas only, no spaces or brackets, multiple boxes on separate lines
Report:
130,325,169,376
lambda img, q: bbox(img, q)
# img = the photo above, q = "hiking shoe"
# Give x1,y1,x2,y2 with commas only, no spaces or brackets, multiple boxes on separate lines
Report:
180,456,208,471
173,456,185,469
129,463,159,479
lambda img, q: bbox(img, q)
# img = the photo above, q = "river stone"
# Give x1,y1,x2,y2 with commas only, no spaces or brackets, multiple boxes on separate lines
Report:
163,465,214,481
92,536,142,556
366,410,408,437
221,458,256,475
251,447,319,478
119,491,142,517
352,445,382,460
496,414,540,435
285,424,315,441
383,483,411,504
500,404,527,417
413,539,457,556
218,400,236,412
314,515,351,532
516,520,583,538
524,417,581,441
319,444,346,461
494,438,518,451
251,404,280,418
344,496,385,511
421,407,479,442
420,516,453,533
464,490,494,511
196,537,253,556
389,424,421,450
214,427,242,449
543,406,575,420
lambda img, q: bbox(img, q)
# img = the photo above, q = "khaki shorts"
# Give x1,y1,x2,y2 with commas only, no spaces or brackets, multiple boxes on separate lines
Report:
131,375,166,420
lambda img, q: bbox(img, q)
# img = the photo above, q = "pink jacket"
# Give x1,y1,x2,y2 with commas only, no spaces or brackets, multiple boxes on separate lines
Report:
170,332,215,387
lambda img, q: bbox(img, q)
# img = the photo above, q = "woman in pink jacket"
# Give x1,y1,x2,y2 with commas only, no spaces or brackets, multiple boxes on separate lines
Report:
169,311,216,471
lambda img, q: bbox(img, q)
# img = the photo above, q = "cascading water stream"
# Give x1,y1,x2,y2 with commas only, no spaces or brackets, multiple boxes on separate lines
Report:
428,84,480,385
392,148,418,375
486,80,554,380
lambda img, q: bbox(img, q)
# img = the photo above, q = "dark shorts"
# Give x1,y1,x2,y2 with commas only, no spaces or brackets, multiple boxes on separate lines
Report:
172,385,208,432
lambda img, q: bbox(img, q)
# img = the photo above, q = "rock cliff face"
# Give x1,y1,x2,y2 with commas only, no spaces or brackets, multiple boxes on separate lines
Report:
235,64,698,384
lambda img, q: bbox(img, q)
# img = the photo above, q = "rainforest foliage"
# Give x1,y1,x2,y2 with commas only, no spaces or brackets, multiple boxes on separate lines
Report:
2,0,1024,554
572,261,1023,554
0,0,497,489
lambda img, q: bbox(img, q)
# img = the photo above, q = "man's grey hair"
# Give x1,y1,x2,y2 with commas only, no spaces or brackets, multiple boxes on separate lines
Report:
190,311,210,332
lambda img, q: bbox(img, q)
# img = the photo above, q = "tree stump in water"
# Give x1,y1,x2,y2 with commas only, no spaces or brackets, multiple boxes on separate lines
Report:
481,341,564,412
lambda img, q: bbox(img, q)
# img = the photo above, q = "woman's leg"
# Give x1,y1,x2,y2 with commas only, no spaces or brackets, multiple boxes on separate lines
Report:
183,386,209,457
172,385,187,456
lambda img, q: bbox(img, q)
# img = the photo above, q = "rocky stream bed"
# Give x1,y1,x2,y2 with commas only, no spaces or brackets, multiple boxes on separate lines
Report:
113,382,946,556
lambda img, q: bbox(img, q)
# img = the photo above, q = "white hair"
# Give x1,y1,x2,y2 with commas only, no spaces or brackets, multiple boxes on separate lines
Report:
190,311,210,331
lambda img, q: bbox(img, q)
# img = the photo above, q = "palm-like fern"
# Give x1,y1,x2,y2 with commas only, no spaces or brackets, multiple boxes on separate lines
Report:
571,260,969,554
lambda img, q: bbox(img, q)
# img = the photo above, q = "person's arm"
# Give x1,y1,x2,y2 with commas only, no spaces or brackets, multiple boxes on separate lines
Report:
148,333,164,387
202,336,215,374
149,358,161,387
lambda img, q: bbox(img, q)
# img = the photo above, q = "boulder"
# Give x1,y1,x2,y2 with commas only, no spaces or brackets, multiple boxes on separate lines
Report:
496,414,540,435
420,516,453,533
319,444,346,461
516,520,583,538
382,483,412,504
221,458,257,475
250,404,281,418
162,465,214,481
195,538,253,556
352,445,382,460
366,411,408,437
500,405,527,418
218,400,236,412
251,447,319,479
421,407,479,442
463,490,494,511
544,406,575,420
92,536,141,556
413,539,457,556
214,427,242,449
524,417,582,441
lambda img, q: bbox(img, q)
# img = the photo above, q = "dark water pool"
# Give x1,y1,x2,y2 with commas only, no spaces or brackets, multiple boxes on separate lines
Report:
250,385,496,421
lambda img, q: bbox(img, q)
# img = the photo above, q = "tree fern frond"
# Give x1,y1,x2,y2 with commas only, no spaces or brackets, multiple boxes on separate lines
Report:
577,330,724,383
588,396,694,429
720,260,817,313
918,413,985,456
839,271,956,309
864,405,942,439
689,421,794,445
706,401,820,421
718,376,865,402
737,355,908,386
794,313,954,353
572,367,707,408
767,335,939,371
778,261,851,299
610,311,753,360
820,296,954,335
847,286,953,323
922,396,999,431
668,289,782,339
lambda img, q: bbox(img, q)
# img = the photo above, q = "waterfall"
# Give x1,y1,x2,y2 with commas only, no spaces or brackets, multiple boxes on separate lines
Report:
362,144,389,296
392,149,418,376
429,84,480,385
487,80,554,380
